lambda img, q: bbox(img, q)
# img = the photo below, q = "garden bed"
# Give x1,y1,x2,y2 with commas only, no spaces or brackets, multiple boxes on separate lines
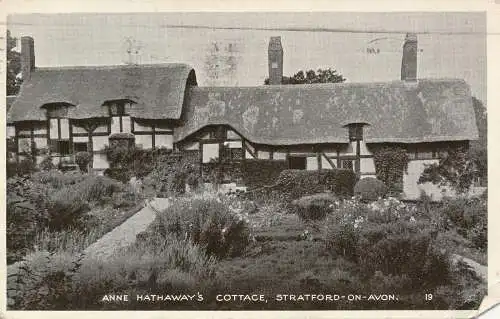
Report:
7,187,487,310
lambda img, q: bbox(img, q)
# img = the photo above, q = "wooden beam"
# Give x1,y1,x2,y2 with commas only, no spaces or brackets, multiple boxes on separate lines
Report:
243,140,257,159
321,152,337,169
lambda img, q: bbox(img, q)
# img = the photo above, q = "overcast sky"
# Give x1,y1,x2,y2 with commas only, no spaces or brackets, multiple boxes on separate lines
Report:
7,12,487,103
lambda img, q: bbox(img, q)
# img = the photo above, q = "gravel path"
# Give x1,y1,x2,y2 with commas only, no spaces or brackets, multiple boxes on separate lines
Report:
83,197,170,260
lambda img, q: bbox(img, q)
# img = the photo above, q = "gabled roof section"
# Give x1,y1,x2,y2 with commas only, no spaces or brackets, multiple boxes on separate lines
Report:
175,79,478,145
7,63,196,122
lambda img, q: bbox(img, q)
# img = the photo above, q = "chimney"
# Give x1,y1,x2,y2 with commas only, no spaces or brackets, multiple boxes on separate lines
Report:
268,36,283,85
21,36,35,81
401,33,417,81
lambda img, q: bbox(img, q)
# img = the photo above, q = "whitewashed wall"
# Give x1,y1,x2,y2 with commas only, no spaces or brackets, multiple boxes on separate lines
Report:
403,159,456,200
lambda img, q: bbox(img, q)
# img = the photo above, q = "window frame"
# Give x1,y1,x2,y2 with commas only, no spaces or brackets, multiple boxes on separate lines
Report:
47,111,71,157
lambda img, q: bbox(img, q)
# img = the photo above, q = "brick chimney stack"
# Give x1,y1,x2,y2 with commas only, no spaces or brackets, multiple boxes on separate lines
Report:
21,36,35,81
401,33,417,81
268,36,283,85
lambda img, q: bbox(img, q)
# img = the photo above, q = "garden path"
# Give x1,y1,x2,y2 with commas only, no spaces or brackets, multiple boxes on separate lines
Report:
452,254,488,283
83,197,170,260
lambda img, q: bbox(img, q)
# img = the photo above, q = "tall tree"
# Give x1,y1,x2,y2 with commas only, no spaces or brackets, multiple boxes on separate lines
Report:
6,30,22,95
264,68,346,85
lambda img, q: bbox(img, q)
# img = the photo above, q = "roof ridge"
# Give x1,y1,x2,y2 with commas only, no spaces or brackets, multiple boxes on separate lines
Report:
34,63,193,72
192,78,468,90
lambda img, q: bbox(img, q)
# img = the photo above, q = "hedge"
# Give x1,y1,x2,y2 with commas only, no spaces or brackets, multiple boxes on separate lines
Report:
274,169,357,200
241,159,288,189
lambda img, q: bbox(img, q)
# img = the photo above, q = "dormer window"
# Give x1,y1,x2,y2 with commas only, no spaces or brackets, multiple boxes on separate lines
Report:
343,122,369,174
106,100,132,134
348,124,363,141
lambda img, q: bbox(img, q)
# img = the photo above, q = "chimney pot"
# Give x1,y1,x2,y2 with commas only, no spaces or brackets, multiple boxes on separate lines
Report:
268,36,283,85
21,36,35,81
401,33,417,82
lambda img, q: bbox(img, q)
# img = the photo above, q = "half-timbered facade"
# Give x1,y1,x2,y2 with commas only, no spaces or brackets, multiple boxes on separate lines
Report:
6,34,479,200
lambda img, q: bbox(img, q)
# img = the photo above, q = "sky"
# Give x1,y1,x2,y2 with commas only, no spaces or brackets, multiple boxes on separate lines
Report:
7,12,487,103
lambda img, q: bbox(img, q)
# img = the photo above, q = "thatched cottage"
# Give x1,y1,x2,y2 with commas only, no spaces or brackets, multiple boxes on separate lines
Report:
6,34,479,199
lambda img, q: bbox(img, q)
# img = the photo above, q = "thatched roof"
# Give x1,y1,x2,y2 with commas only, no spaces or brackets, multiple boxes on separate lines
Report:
175,79,478,144
7,63,197,122
6,96,16,124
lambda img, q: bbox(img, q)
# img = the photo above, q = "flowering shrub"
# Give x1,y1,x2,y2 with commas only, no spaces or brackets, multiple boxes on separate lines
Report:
324,196,450,286
152,195,251,258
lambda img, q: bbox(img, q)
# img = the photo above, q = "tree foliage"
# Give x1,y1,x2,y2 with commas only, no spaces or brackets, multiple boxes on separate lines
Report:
7,30,22,95
418,97,487,193
418,145,474,194
264,68,346,85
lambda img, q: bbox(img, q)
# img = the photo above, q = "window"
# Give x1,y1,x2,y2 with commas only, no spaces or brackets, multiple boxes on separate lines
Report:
109,103,125,116
49,118,70,140
348,124,363,141
108,101,131,133
46,103,71,155
341,160,354,171
289,156,306,170
16,122,48,156
224,147,243,161
74,142,88,152
50,140,70,155
49,116,70,156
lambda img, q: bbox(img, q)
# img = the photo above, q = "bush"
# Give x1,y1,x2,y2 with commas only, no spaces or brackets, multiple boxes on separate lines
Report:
39,155,55,171
274,169,356,201
46,188,91,231
354,177,388,202
324,197,451,287
291,193,337,221
7,250,82,310
152,195,250,258
325,222,358,260
143,156,201,197
105,144,175,183
75,152,91,173
8,237,217,309
76,176,123,202
13,157,38,176
437,196,487,250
